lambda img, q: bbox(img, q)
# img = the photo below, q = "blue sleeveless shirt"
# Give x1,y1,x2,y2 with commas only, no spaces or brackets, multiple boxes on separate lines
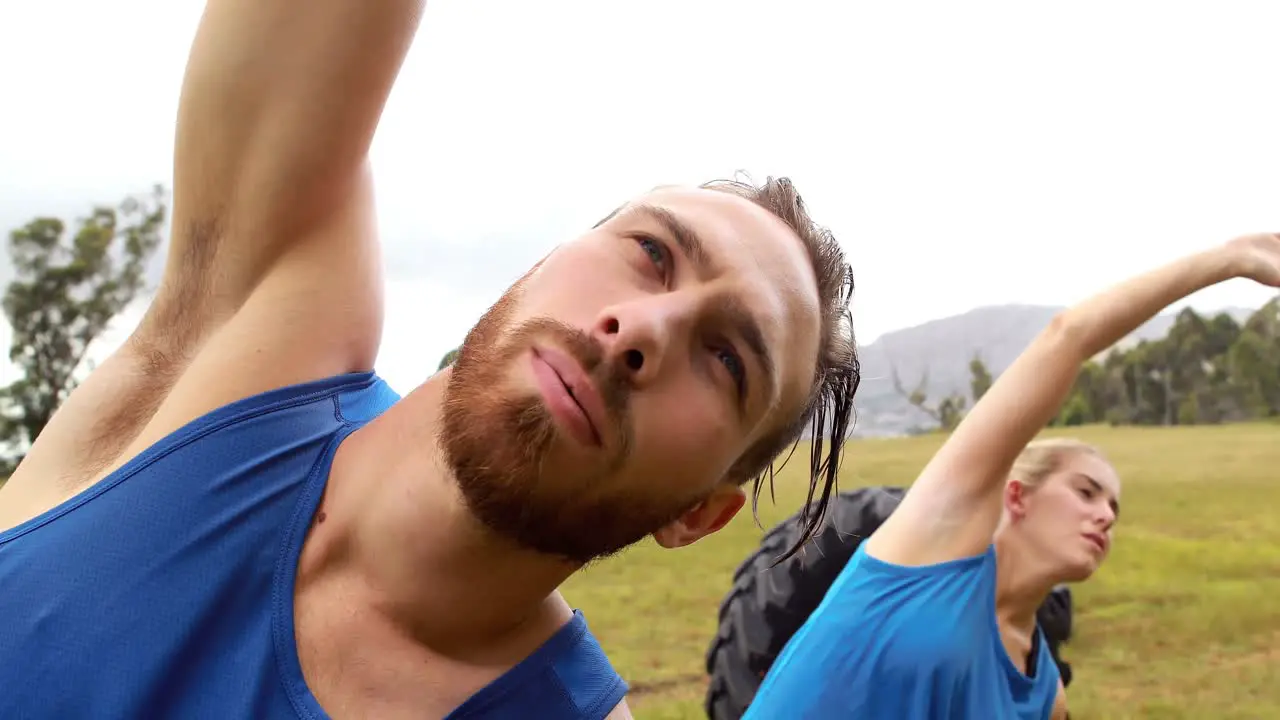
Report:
744,543,1060,720
0,372,627,720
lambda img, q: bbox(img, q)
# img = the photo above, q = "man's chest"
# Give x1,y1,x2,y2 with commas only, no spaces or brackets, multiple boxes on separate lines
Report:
0,543,292,719
290,584,627,720
292,586,510,720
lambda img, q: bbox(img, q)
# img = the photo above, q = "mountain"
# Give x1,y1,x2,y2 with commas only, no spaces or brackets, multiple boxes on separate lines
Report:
848,303,1258,437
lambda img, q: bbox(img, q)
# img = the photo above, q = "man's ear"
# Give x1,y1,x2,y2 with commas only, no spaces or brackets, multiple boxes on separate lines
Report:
652,484,746,549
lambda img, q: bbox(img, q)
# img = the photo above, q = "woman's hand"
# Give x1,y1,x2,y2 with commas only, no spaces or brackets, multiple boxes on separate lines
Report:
1226,232,1280,287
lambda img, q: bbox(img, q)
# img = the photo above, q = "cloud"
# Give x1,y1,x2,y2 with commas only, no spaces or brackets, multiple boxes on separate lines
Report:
0,0,1278,380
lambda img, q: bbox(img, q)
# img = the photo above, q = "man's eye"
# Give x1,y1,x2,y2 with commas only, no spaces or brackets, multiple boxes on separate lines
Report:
635,235,669,277
716,346,746,395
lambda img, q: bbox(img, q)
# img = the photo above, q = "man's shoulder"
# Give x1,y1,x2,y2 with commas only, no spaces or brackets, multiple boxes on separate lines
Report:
526,609,630,720
451,609,628,720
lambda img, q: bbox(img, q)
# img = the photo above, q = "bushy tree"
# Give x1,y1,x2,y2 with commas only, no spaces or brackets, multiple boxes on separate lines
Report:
0,186,167,472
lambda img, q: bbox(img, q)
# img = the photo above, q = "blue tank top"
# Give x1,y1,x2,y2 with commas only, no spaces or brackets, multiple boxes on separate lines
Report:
744,543,1060,720
0,371,627,720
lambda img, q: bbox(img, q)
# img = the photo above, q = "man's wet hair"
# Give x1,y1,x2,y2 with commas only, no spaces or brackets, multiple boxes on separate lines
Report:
700,176,859,563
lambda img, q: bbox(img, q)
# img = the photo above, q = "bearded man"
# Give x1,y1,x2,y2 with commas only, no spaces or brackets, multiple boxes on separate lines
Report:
0,1,859,718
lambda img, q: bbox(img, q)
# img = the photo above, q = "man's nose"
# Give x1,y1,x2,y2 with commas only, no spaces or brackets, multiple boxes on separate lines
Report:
591,294,694,387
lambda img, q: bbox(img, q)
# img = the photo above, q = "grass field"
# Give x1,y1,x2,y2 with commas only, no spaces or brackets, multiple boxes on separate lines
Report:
561,422,1280,719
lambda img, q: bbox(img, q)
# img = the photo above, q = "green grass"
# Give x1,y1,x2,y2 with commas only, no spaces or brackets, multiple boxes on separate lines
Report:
561,422,1280,719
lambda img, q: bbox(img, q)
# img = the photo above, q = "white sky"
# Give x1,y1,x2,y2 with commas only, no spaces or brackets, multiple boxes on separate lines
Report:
1,0,1278,393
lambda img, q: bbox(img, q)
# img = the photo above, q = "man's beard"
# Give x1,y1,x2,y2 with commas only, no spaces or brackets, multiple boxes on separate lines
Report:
439,287,706,565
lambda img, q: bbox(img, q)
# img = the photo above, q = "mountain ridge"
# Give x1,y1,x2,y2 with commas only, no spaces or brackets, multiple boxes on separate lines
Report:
847,302,1260,437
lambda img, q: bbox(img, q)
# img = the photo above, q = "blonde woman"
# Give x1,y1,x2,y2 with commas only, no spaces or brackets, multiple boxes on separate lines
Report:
745,233,1280,719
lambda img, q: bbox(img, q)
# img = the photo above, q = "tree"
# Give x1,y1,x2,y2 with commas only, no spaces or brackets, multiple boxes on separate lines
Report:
1229,328,1278,416
437,347,459,371
891,366,967,432
969,355,993,403
1055,392,1093,427
1227,298,1280,418
1050,359,1118,427
1047,301,1279,427
0,186,167,473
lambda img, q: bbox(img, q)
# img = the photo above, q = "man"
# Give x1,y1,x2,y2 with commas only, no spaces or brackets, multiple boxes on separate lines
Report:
0,1,858,718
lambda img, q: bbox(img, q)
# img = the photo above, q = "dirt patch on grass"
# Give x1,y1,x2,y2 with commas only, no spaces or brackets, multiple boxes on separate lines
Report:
628,673,706,698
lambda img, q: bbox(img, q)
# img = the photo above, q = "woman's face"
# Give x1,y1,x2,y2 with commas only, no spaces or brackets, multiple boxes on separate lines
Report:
1010,451,1121,583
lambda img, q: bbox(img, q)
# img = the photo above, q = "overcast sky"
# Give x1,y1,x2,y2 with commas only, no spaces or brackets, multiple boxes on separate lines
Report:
1,0,1278,392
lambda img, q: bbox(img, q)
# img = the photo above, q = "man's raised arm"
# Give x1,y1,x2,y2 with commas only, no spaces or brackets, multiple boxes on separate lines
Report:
152,0,424,338
0,0,425,521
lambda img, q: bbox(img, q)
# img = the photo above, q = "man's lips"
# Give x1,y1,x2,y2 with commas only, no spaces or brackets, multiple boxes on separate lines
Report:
1083,532,1108,554
532,346,608,446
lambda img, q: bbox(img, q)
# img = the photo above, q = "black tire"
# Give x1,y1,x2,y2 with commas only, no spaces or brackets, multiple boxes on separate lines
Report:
704,486,1075,720
1036,580,1074,687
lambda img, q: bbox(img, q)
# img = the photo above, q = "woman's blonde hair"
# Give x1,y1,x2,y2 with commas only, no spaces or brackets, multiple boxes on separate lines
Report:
1009,437,1106,491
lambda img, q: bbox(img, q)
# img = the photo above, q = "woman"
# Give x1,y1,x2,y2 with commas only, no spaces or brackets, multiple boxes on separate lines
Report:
743,233,1280,719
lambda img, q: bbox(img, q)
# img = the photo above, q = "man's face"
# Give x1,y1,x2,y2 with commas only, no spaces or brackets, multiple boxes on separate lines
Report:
441,186,822,563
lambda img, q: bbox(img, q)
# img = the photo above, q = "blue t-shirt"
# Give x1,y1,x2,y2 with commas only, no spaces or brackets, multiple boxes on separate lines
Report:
744,543,1060,720
0,372,627,720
